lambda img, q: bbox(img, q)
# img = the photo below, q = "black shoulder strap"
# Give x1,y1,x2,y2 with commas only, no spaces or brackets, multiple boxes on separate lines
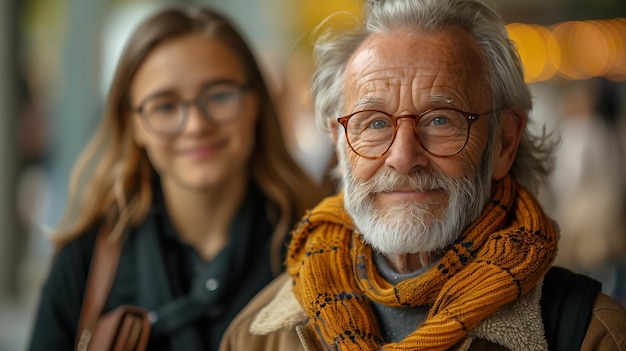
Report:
540,266,602,351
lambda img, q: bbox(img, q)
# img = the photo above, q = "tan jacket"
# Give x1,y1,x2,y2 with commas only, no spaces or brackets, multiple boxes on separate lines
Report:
220,272,626,351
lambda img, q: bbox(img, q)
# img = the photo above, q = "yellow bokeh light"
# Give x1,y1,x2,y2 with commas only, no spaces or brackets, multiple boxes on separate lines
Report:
551,21,584,80
606,19,626,79
507,23,534,82
507,23,560,83
509,18,626,82
530,24,560,83
296,0,363,35
570,21,612,77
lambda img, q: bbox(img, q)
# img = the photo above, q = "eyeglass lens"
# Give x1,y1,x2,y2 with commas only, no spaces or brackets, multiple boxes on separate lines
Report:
344,109,471,158
140,81,247,136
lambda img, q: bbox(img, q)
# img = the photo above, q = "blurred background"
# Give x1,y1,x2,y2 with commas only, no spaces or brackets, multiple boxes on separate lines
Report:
1,0,625,350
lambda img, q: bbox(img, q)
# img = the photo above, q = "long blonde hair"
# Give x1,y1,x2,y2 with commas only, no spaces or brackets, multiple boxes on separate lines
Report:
53,5,322,271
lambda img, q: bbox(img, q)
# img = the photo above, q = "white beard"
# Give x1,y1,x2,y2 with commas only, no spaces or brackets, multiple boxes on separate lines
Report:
341,148,493,255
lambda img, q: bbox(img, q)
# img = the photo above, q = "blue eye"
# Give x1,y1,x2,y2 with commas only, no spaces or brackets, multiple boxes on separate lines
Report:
432,116,448,126
370,119,389,129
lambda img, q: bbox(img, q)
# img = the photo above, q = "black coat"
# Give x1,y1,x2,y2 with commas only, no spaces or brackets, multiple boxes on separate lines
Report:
28,183,279,351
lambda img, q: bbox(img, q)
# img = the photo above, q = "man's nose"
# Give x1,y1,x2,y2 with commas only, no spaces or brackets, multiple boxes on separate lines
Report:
383,119,429,173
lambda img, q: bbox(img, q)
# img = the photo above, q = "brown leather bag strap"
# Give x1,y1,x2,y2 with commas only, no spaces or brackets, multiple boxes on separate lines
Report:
75,226,122,351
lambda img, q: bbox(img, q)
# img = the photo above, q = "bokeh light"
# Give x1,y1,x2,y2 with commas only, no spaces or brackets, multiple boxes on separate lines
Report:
507,18,626,83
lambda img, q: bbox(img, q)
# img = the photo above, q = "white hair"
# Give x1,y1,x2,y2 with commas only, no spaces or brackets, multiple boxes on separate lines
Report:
311,0,556,196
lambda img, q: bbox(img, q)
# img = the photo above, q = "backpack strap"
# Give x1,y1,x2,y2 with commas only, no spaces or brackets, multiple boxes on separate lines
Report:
540,266,602,351
75,226,122,350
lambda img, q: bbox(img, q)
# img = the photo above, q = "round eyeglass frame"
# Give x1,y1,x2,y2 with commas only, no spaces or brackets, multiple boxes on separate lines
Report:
337,107,493,159
131,81,251,138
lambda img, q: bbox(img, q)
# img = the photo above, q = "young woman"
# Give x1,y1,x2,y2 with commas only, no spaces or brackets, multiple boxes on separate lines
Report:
28,5,324,351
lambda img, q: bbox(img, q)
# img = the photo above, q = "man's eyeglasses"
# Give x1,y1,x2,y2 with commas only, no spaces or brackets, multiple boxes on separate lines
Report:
337,108,492,159
132,80,250,138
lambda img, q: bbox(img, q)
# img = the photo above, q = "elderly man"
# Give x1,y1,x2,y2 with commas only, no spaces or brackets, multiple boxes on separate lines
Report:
219,0,626,350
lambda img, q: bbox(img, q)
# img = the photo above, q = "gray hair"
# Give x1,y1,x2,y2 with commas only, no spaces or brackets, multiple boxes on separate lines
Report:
311,0,556,196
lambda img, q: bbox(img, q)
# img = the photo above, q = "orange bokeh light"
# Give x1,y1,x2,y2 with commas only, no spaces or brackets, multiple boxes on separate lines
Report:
507,18,626,83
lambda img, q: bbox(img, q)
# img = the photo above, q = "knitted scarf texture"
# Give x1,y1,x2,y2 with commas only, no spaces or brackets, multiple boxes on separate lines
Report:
286,175,556,350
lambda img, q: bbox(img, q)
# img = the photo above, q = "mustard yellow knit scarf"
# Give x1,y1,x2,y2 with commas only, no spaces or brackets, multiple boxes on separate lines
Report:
286,175,556,350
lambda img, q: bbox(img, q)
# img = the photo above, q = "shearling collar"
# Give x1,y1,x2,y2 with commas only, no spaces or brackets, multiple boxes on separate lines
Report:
250,276,547,351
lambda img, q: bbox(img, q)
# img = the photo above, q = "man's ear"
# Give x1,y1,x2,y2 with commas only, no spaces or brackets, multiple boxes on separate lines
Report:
492,109,526,180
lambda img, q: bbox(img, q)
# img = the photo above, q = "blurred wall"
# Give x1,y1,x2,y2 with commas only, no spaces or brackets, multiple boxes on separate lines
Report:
0,0,21,298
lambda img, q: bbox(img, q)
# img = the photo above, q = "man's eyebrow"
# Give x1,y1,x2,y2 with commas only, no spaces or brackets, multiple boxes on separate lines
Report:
352,96,386,111
428,94,455,104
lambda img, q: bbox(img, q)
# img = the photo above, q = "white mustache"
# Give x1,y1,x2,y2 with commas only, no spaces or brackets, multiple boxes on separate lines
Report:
368,169,458,194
